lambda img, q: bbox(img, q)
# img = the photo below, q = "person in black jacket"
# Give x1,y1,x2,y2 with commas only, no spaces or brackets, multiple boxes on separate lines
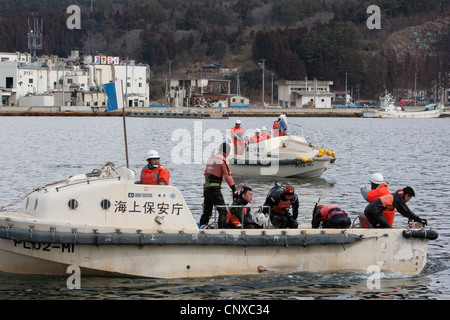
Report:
225,186,260,229
264,184,299,228
364,186,427,228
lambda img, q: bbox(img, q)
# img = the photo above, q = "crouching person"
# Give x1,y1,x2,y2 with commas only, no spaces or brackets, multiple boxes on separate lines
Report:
312,205,351,229
225,186,260,229
264,185,299,229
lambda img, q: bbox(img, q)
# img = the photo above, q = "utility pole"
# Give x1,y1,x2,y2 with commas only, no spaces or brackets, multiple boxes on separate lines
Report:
414,73,417,107
258,59,266,107
271,73,274,105
345,72,348,106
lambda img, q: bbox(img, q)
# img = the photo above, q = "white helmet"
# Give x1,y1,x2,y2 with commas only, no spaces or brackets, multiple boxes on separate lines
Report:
235,119,241,125
261,127,267,131
369,173,384,185
145,150,160,161
255,128,261,134
254,213,269,226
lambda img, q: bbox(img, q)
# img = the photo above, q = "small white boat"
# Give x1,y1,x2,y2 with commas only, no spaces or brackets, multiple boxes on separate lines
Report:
363,92,443,118
0,164,438,278
229,135,336,178
229,115,337,178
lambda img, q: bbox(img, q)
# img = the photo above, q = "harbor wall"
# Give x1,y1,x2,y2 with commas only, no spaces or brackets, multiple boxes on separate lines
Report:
0,106,448,117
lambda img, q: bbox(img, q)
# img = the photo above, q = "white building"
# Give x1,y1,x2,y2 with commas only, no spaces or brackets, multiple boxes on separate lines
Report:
277,79,335,108
0,51,149,108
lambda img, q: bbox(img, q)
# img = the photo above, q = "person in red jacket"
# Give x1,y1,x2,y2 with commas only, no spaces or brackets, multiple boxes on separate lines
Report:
358,173,392,228
273,116,287,137
140,150,170,185
312,205,351,228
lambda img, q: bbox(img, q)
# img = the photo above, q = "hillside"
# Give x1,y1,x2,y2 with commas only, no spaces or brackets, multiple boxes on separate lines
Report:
0,0,449,102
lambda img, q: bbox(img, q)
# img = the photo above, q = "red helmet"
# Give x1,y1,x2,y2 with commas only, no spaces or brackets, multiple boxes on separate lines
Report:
282,185,295,195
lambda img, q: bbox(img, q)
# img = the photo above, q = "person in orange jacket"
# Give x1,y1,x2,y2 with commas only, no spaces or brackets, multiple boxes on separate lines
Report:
248,128,262,144
200,142,237,228
358,173,392,228
364,187,427,228
140,150,170,185
231,120,245,155
260,127,271,140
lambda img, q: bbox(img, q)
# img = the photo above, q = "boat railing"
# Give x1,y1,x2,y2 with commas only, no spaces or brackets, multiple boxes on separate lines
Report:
54,176,122,191
197,205,272,229
289,123,319,146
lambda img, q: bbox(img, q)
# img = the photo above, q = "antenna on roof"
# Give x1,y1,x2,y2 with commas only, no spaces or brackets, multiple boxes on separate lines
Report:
27,18,43,58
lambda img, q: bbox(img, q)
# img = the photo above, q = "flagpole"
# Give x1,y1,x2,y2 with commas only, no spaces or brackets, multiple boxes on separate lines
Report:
121,79,130,169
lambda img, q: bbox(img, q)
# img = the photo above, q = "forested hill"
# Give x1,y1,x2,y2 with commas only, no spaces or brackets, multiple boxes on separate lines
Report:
0,0,449,100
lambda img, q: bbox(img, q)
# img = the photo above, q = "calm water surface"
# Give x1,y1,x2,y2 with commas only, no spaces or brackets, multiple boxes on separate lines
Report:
0,116,448,300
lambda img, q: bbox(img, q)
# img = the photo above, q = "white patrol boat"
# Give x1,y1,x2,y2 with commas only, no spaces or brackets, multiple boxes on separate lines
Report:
363,92,443,118
0,164,438,278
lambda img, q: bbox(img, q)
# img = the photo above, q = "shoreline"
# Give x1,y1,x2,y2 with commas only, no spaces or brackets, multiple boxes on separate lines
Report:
0,106,448,118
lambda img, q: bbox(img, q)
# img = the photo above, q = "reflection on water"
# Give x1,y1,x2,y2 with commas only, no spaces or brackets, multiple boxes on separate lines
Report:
0,257,446,300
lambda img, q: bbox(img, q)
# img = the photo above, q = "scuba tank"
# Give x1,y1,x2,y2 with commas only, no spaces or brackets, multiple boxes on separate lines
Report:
263,182,283,214
266,181,282,199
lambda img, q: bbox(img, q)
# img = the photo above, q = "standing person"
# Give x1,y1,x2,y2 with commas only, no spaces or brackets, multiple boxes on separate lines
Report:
359,173,392,228
200,142,237,228
273,116,286,137
260,127,271,140
231,120,245,155
272,119,281,137
264,184,299,228
225,186,260,229
248,128,262,144
140,150,170,185
364,187,427,228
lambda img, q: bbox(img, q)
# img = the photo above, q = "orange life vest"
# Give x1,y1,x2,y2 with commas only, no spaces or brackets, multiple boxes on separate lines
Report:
273,121,280,137
378,194,396,226
318,205,346,222
231,126,245,139
140,165,170,185
273,199,291,214
367,183,394,225
226,207,248,227
367,183,390,202
248,135,262,144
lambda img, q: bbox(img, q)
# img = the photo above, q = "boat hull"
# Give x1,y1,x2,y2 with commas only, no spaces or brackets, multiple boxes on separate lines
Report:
0,166,433,279
363,109,442,118
229,159,331,178
0,226,430,278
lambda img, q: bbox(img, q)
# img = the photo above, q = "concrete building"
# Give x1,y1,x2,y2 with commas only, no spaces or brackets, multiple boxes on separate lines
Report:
0,51,149,108
166,78,231,108
277,79,335,108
